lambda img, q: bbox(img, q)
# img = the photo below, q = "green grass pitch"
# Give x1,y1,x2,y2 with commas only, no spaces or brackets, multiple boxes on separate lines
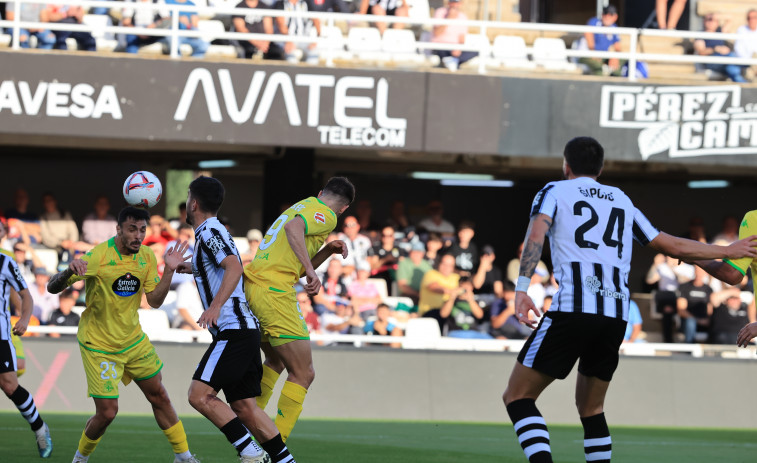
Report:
2,412,756,462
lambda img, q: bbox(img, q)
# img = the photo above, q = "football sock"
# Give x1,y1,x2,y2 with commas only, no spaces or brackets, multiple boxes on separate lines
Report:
257,364,280,410
506,398,553,463
17,367,25,377
261,434,295,463
77,430,101,456
162,420,190,456
220,417,263,457
581,413,612,463
275,381,307,442
9,385,44,432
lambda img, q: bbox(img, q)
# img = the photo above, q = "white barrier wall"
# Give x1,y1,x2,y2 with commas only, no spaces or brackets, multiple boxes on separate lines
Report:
4,338,757,428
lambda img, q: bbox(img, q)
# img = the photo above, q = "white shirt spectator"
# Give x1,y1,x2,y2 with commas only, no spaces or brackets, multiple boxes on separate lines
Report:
82,213,117,245
735,24,757,59
28,282,60,323
172,281,205,328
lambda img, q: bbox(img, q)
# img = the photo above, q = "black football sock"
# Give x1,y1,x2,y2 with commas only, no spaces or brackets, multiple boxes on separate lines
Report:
261,434,295,463
9,385,45,432
506,398,553,463
581,413,612,463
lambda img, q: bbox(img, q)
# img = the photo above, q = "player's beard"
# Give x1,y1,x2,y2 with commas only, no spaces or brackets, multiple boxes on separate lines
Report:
186,210,194,226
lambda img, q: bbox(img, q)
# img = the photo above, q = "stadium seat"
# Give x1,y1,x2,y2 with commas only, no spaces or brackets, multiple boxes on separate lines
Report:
138,309,171,341
319,26,351,63
402,317,441,349
491,35,535,69
0,34,10,48
346,27,387,62
197,19,238,57
82,14,109,38
382,29,427,65
458,33,490,69
532,37,578,71
366,278,389,299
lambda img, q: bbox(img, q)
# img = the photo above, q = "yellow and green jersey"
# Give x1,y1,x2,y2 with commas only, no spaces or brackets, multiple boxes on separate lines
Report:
245,196,337,293
67,237,160,353
725,210,757,286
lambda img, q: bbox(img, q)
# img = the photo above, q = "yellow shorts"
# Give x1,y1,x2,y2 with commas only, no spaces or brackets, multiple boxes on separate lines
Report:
245,282,309,346
11,333,24,360
78,334,163,398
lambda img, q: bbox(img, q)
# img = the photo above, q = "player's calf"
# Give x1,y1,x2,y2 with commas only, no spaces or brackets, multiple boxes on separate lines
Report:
506,398,553,463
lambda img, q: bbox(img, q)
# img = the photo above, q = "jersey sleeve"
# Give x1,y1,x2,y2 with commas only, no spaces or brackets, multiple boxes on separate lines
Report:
5,258,27,292
724,211,757,275
631,208,660,246
66,247,101,286
143,249,161,293
297,206,336,236
530,184,557,219
200,227,236,267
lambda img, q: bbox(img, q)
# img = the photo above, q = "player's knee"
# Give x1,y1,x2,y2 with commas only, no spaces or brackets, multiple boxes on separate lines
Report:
0,375,18,396
502,388,517,406
187,390,209,411
98,404,119,423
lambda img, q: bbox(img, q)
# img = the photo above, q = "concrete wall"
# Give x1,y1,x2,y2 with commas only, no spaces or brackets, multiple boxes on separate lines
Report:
5,338,757,428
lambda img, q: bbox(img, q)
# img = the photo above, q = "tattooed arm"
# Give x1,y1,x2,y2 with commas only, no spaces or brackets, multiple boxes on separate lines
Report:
515,213,553,328
48,259,87,294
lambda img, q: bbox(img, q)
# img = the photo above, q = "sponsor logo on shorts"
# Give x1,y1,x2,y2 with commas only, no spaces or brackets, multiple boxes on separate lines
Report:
112,273,141,297
314,212,326,224
584,275,627,301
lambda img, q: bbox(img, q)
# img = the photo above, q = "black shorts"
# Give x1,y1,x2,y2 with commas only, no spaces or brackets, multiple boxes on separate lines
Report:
0,339,17,374
517,312,627,382
192,329,263,403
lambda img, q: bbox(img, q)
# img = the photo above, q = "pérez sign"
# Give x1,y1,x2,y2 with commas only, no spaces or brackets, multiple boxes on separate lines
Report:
599,85,757,160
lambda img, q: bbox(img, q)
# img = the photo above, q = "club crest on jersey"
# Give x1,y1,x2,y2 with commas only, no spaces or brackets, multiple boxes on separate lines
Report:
584,275,627,301
314,212,326,224
206,235,226,255
112,273,141,297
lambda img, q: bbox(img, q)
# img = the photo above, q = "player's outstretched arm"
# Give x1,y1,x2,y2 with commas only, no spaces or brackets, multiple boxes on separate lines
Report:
515,213,552,328
691,259,744,286
11,288,33,336
47,258,87,294
649,232,757,261
309,240,348,273
285,216,321,295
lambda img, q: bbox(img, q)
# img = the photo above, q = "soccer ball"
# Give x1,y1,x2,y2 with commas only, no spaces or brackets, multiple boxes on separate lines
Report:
123,171,162,209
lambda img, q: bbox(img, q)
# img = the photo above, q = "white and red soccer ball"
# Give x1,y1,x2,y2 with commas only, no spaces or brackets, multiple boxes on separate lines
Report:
123,171,162,209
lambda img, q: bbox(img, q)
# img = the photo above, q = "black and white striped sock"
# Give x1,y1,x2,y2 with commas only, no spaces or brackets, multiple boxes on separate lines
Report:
506,399,553,463
9,385,44,432
220,417,262,457
261,434,295,463
581,413,612,462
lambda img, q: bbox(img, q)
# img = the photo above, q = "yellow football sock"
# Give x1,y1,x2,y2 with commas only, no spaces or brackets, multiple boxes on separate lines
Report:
275,381,307,442
257,364,281,410
16,368,25,377
78,430,102,456
162,420,190,454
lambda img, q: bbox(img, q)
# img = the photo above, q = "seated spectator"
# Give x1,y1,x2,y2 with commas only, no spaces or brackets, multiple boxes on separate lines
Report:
5,0,56,49
364,303,402,348
710,292,752,345
386,200,410,236
578,5,623,76
313,258,349,315
355,200,381,240
13,242,43,283
416,200,455,238
348,261,382,320
297,291,321,335
40,192,88,263
241,228,263,266
735,9,757,67
431,0,476,71
424,233,443,266
232,0,285,60
320,300,364,342
338,215,372,270
623,299,644,343
418,254,460,329
166,223,194,287
28,268,59,324
144,214,178,246
506,242,548,284
42,4,97,51
273,0,321,63
677,266,714,343
5,188,41,243
472,244,504,309
162,0,209,57
173,280,204,330
445,220,478,277
359,0,409,34
368,226,406,291
396,240,432,308
489,281,530,339
695,14,746,82
82,195,117,245
47,288,80,338
122,0,166,54
445,278,491,339
646,253,686,343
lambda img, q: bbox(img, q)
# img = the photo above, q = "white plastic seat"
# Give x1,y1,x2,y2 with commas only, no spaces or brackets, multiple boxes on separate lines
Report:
402,318,441,349
82,14,109,39
366,278,389,300
492,35,536,69
198,19,226,42
532,37,577,71
319,26,351,62
138,309,171,341
0,34,11,47
382,29,427,64
346,27,387,62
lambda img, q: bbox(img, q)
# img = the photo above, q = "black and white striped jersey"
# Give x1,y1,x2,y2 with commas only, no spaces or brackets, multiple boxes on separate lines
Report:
193,217,258,335
530,177,659,321
274,0,315,37
0,253,27,341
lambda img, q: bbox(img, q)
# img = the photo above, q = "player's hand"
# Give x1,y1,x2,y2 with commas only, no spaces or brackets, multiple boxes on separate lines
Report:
304,270,322,296
737,322,757,347
164,241,191,271
69,258,87,276
725,235,757,259
514,291,542,329
12,318,28,336
176,262,193,274
327,240,349,259
197,305,221,330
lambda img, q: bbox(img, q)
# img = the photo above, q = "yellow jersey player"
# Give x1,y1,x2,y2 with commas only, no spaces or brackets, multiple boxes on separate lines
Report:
47,207,198,463
244,177,355,442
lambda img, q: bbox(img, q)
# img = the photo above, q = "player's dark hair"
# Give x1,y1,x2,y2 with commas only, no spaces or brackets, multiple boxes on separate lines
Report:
118,206,150,226
322,176,355,207
189,176,225,214
563,137,604,177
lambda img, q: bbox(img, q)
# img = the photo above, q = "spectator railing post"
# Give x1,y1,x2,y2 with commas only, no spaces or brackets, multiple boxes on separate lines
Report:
170,6,179,58
628,29,638,81
11,0,21,50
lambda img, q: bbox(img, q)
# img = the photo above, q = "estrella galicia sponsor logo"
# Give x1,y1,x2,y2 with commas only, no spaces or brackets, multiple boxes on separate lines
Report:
599,85,757,159
584,275,627,301
578,187,614,201
112,273,141,297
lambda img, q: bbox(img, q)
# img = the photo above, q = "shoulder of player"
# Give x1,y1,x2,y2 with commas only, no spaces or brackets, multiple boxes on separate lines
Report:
741,210,757,228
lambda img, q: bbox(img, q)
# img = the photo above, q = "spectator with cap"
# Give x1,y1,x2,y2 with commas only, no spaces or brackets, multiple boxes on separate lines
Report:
348,261,383,320
695,13,747,83
47,288,80,338
82,195,117,246
431,0,476,71
397,240,432,309
241,228,263,266
417,200,455,238
28,267,59,324
578,5,623,76
364,303,403,348
472,244,504,309
445,220,478,277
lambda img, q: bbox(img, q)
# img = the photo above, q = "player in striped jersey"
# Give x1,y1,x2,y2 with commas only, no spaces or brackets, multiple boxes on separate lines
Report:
0,220,28,377
0,241,53,458
503,137,757,463
182,176,294,463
